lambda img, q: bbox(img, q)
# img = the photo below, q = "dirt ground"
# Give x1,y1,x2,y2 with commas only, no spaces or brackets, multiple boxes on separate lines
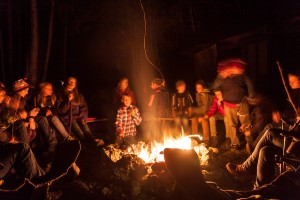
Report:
50,139,257,200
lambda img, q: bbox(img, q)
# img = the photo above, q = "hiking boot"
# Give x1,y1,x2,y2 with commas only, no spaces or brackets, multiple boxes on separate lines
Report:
225,137,231,149
226,163,251,179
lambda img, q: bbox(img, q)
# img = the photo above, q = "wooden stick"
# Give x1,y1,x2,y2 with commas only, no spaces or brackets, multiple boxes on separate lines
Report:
276,61,299,117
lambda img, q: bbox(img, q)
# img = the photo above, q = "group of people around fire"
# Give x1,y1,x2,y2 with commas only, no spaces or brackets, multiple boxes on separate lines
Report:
1,57,300,199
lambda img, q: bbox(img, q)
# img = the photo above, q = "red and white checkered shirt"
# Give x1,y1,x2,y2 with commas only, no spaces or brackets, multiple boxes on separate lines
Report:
115,105,142,137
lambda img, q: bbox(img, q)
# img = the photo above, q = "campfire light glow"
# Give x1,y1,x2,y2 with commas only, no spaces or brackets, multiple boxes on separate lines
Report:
126,134,209,165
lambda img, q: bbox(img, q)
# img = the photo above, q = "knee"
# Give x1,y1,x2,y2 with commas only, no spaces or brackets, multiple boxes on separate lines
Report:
15,142,31,154
50,115,58,122
259,146,274,161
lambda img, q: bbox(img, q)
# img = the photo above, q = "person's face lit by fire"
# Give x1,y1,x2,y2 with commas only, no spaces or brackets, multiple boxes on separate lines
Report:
41,84,53,97
177,84,186,93
195,84,203,93
214,90,223,102
151,82,159,90
18,88,29,98
288,74,300,89
67,77,77,91
119,79,129,91
122,95,132,107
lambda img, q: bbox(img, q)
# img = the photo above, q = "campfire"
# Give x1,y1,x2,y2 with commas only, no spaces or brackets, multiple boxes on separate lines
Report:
104,134,210,166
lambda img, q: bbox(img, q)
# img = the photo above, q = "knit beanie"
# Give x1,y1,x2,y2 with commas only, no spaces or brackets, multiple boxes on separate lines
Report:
217,58,247,72
13,79,29,92
151,78,164,85
176,80,186,88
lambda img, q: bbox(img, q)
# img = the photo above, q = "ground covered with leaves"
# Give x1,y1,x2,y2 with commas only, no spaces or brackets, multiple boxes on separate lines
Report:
50,141,256,200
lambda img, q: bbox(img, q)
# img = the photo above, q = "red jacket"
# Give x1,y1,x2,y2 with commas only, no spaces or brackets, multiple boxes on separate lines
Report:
206,96,225,118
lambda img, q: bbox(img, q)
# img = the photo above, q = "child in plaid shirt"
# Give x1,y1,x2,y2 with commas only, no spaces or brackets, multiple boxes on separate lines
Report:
115,94,142,145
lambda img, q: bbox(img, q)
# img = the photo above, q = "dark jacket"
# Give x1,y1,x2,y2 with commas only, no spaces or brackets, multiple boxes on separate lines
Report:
213,74,254,104
171,92,193,116
29,94,57,116
193,88,212,116
150,86,171,118
57,91,89,124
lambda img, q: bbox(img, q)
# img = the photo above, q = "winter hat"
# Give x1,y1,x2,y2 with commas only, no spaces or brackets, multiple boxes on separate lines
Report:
151,78,164,85
13,79,29,92
217,58,247,72
0,82,5,92
196,80,206,87
176,80,186,88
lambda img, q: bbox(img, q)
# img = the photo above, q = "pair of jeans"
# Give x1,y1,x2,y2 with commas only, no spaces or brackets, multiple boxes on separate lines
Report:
35,116,57,153
191,117,210,140
71,119,95,141
241,128,291,187
0,143,45,180
48,115,70,139
224,104,250,145
8,120,29,144
175,116,190,136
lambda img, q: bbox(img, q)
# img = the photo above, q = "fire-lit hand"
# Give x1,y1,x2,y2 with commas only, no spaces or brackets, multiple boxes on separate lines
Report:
28,118,36,130
239,124,246,133
19,110,27,119
272,111,281,123
118,130,125,138
69,93,74,101
198,117,203,122
9,137,18,144
244,130,251,137
130,109,136,117
45,110,52,117
29,108,40,117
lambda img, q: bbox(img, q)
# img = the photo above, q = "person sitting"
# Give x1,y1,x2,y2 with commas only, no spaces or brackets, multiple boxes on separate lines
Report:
29,82,73,142
164,148,300,200
7,79,57,166
199,87,225,148
171,80,193,136
226,70,300,188
238,95,274,154
57,77,104,146
191,80,212,141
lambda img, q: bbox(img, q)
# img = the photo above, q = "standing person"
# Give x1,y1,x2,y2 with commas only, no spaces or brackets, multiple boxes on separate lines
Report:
171,80,193,135
145,78,171,142
113,78,136,110
115,94,142,146
191,80,212,141
29,82,73,141
57,77,104,146
199,87,226,148
212,58,255,149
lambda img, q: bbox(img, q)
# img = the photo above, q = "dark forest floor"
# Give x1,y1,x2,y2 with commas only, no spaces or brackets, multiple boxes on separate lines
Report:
49,137,257,200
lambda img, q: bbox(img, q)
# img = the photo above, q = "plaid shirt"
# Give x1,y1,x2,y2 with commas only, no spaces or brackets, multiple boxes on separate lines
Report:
115,105,142,137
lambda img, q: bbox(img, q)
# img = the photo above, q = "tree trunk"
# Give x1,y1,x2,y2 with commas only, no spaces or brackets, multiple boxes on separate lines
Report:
62,22,68,79
42,0,55,81
0,31,5,82
29,0,39,84
7,0,13,78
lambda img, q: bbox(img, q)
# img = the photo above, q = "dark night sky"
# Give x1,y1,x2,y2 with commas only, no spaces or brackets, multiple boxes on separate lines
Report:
1,0,300,117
